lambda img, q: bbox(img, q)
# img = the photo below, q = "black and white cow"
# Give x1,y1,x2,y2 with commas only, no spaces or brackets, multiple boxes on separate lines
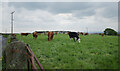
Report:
69,32,80,43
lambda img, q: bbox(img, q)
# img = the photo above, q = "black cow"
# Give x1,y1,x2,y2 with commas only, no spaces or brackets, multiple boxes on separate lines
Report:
69,32,80,43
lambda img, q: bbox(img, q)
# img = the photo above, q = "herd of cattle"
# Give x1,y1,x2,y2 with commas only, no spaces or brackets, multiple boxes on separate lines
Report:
20,32,83,43
12,32,104,43
11,32,104,43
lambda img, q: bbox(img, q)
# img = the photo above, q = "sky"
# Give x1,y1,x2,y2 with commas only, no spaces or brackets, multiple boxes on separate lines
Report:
1,2,118,33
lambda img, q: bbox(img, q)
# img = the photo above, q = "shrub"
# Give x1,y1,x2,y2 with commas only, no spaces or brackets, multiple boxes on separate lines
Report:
104,28,117,35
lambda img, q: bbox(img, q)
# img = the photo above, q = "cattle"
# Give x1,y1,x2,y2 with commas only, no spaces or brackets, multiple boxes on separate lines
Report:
33,32,38,39
80,32,83,35
85,33,88,35
44,32,46,35
12,34,16,37
101,33,104,37
67,32,69,35
69,32,80,43
63,32,65,34
48,32,54,41
55,32,57,35
21,33,29,36
11,34,16,39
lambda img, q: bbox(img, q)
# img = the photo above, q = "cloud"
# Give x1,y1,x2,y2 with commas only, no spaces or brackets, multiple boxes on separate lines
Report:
2,2,118,33
2,0,119,2
8,2,92,13
8,2,118,18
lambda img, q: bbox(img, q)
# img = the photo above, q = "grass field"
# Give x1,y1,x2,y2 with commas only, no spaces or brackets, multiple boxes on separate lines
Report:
16,34,118,69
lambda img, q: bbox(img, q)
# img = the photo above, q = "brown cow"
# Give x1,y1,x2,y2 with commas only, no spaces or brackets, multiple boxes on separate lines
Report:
85,33,88,35
48,32,54,41
55,32,57,35
80,32,83,35
44,32,46,35
21,33,29,36
33,32,38,39
67,32,69,35
63,32,65,34
101,33,104,37
11,34,16,39
12,34,16,37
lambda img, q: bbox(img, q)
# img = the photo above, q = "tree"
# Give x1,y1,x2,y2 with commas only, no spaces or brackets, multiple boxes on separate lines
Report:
104,28,117,35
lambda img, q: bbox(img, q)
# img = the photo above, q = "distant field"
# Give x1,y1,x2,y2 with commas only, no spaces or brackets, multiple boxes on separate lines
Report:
16,34,118,69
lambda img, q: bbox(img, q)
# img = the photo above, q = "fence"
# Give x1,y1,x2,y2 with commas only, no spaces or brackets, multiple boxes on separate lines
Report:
26,44,45,71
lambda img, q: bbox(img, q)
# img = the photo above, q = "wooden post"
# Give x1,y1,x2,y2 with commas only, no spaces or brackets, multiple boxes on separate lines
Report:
26,45,45,71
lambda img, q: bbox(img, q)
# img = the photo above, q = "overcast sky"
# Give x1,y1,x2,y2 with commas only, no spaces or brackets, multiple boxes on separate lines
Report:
1,2,118,33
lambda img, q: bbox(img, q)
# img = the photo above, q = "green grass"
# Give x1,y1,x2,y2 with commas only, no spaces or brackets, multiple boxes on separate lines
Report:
16,34,118,69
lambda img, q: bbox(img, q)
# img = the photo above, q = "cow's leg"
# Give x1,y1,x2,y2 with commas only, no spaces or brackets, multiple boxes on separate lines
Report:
48,37,49,41
73,38,75,42
48,36,50,41
35,35,36,39
49,35,51,41
51,35,53,40
69,36,72,40
48,34,50,41
50,35,52,41
35,35,37,39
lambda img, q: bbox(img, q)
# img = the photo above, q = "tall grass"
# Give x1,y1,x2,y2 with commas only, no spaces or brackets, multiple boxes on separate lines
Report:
16,34,118,69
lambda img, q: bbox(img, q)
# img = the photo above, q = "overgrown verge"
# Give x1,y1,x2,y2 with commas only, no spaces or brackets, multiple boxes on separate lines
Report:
2,34,18,70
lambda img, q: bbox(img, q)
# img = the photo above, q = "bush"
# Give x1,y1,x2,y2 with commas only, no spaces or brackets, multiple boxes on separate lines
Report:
104,28,117,35
2,34,9,38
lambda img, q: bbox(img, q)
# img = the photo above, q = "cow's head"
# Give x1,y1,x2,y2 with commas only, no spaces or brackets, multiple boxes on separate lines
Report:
78,38,80,43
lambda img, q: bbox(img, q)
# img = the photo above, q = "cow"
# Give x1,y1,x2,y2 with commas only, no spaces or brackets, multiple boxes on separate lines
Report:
80,32,83,35
69,32,80,43
44,32,46,35
21,33,29,36
63,32,65,34
33,32,38,39
67,32,69,35
55,32,57,35
101,33,104,37
85,33,88,35
48,32,54,41
12,34,16,37
11,34,16,39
